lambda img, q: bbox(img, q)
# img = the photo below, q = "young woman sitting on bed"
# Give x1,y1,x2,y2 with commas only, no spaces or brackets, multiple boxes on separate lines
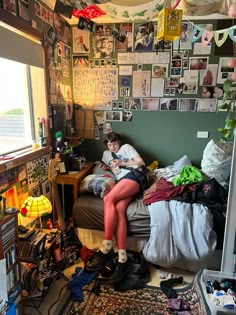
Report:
85,131,149,282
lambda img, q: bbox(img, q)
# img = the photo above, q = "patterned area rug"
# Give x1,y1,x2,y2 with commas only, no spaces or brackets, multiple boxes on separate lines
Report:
60,270,211,315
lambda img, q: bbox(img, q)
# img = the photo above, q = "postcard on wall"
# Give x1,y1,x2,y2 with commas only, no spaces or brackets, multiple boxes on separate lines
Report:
104,111,123,121
103,122,112,134
165,77,180,87
182,70,199,94
123,111,133,121
141,98,159,111
199,64,218,86
132,71,151,97
152,64,168,78
114,23,133,52
124,98,142,110
133,21,155,52
217,57,235,84
173,22,193,51
179,98,198,111
189,57,208,70
160,98,178,111
197,98,217,112
151,78,164,97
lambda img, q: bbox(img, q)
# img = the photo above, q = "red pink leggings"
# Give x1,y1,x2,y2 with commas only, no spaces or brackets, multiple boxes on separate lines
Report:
103,178,140,249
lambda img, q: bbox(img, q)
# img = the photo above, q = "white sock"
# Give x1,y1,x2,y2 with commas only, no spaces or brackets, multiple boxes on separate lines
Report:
118,249,127,263
100,240,112,254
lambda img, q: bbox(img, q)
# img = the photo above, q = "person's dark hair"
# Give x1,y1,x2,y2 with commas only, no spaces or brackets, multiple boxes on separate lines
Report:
103,132,122,146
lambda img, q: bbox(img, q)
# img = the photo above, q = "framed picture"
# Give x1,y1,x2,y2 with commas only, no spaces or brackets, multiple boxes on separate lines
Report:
104,111,123,121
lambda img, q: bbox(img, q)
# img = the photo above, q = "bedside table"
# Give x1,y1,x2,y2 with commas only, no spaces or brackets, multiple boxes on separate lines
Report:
55,161,94,218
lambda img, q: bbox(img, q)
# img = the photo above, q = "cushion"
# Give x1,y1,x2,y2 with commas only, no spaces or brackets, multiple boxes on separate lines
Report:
79,174,116,199
92,164,116,181
201,139,233,188
173,155,192,171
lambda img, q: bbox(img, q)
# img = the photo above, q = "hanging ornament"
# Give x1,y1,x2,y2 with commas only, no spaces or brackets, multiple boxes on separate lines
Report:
227,58,236,68
201,30,214,47
214,29,229,47
157,8,183,41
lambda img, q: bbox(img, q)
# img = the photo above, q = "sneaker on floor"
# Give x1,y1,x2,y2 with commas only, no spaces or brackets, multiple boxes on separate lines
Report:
85,249,116,272
108,258,133,284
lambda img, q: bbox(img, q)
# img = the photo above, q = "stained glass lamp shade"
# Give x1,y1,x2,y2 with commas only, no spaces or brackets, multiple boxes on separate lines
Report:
20,195,52,227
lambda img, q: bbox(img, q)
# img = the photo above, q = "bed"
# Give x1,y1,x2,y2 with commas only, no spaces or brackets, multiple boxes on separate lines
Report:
72,140,232,272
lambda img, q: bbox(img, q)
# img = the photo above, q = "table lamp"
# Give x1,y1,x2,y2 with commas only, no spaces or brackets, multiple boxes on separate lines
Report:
20,195,52,228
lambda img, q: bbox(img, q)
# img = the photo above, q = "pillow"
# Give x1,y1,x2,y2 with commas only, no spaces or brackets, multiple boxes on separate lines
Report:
173,155,192,171
201,139,233,188
92,164,116,181
79,174,116,199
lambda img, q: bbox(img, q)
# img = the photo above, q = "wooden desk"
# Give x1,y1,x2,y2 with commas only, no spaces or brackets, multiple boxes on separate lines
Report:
55,161,94,203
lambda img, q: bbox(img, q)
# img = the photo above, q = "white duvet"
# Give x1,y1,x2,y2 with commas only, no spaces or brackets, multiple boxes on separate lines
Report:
142,200,217,267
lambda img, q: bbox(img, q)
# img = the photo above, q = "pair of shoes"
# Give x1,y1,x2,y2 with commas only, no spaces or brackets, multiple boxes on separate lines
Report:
109,258,133,284
85,248,116,272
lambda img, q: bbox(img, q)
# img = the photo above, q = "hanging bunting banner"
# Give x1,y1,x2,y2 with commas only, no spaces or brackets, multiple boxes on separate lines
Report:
191,25,203,43
201,30,214,47
228,25,236,42
72,4,106,19
214,28,229,47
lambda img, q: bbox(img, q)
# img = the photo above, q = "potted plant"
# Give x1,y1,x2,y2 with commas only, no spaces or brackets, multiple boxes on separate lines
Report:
217,79,236,142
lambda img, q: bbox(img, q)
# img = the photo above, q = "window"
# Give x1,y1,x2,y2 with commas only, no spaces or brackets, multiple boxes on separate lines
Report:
0,17,47,156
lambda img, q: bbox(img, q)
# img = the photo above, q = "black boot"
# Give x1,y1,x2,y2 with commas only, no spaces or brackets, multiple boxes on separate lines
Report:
85,248,116,272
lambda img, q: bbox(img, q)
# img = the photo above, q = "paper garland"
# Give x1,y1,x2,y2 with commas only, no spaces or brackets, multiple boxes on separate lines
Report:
191,24,236,47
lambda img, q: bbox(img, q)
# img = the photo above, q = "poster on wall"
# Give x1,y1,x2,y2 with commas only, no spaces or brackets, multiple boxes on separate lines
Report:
132,71,151,97
199,64,218,86
114,23,133,52
133,21,155,52
141,98,159,111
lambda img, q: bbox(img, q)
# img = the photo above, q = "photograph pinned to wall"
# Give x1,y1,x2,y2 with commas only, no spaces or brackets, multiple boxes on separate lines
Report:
118,101,123,110
94,59,100,67
18,0,30,20
53,12,71,44
100,59,106,67
133,21,155,52
89,59,94,68
164,87,170,95
106,59,112,67
202,86,214,98
173,22,193,50
189,57,208,70
92,35,114,59
141,98,159,111
213,86,224,98
152,64,168,78
105,111,123,121
170,88,176,96
123,111,133,121
193,24,213,55
217,57,235,84
73,55,89,68
183,60,189,69
124,98,142,110
114,23,133,52
198,98,217,112
154,39,172,51
179,98,198,111
103,121,112,134
182,70,198,94
160,98,178,111
41,180,52,202
182,50,189,59
95,111,105,125
171,59,182,68
72,27,90,53
171,51,182,60
95,24,113,36
61,58,70,77
112,101,118,110
112,59,117,67
200,64,218,86
120,87,130,97
170,67,182,77
165,77,180,87
217,99,235,111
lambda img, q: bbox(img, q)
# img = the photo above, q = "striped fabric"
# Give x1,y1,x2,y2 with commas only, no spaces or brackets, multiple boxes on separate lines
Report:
79,174,116,199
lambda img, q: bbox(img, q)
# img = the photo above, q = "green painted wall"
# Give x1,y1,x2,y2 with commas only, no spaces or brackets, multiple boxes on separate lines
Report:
84,111,226,167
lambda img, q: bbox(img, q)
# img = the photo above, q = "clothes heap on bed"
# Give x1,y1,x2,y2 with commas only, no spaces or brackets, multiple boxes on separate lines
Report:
73,140,232,270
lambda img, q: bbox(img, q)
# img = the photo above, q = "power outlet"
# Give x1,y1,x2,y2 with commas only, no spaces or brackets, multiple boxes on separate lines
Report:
197,131,209,138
